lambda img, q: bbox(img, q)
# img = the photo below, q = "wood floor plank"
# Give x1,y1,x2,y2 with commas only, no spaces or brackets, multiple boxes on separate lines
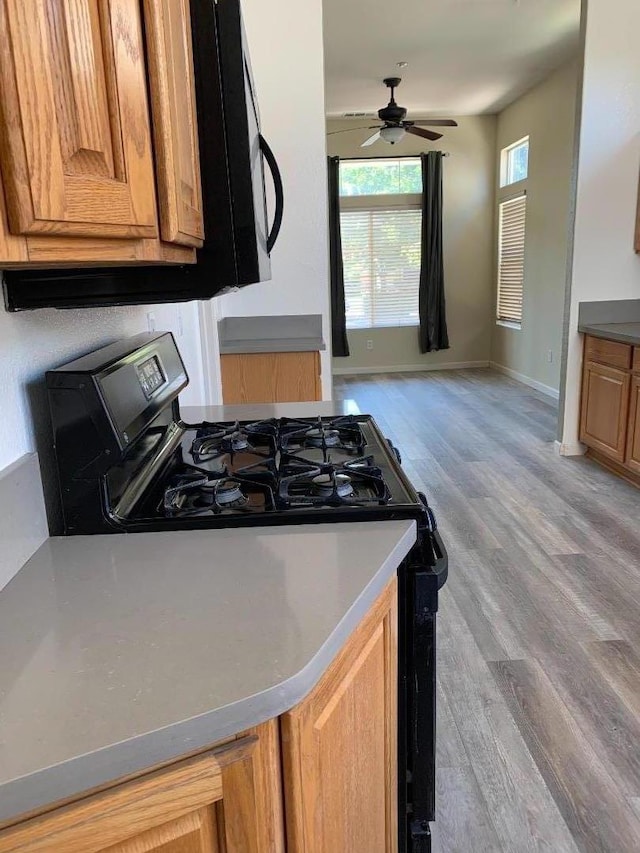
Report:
432,766,504,853
334,368,640,851
540,643,640,796
584,640,640,720
490,658,640,852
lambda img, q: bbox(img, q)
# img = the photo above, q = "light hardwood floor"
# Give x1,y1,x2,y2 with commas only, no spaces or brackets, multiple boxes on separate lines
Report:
333,369,640,853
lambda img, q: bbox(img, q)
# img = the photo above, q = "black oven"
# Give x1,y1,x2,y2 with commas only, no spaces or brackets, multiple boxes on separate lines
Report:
46,333,448,851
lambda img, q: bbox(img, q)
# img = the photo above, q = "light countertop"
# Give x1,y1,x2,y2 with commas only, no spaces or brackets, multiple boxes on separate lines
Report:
217,315,326,354
180,399,360,424
578,322,640,346
0,520,416,822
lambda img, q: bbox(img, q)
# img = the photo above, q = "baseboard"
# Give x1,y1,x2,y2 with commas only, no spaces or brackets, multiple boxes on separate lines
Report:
489,362,560,400
332,360,490,376
554,439,587,457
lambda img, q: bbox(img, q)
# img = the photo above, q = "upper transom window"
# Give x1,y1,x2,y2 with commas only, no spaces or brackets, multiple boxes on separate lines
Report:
339,158,422,197
500,137,529,187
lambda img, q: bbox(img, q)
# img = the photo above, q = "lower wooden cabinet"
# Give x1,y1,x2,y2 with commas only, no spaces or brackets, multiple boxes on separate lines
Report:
0,721,284,853
280,577,398,853
626,374,640,475
220,351,322,404
579,360,630,462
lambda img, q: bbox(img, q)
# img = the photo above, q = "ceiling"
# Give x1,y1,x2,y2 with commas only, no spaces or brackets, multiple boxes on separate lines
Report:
323,0,581,117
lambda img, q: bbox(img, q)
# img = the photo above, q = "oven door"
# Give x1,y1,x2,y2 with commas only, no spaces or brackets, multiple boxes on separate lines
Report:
398,528,448,853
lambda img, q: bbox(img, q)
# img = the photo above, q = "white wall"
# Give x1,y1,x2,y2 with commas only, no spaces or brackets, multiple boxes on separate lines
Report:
560,0,640,451
0,300,205,528
214,0,332,399
326,116,497,372
492,60,579,395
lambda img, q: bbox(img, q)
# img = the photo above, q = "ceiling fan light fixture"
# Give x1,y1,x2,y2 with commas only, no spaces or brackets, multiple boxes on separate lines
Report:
380,126,405,144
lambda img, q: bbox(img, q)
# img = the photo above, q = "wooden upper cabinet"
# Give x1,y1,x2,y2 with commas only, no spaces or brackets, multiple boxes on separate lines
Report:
280,578,398,853
144,0,204,248
0,0,157,240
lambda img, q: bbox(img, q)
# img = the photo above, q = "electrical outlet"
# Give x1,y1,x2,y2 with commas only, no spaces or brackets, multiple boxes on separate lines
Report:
547,350,553,363
366,339,374,351
146,311,156,333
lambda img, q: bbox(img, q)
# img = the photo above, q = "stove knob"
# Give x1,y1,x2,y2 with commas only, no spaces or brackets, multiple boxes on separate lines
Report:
386,439,402,465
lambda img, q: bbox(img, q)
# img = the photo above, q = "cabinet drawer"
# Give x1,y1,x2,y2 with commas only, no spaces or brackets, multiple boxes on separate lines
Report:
585,335,632,370
633,348,640,373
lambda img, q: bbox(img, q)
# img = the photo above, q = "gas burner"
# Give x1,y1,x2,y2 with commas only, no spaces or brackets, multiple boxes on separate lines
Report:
306,428,340,447
227,430,250,451
312,472,354,498
162,473,275,517
190,420,277,466
278,459,391,508
279,416,366,457
214,480,248,506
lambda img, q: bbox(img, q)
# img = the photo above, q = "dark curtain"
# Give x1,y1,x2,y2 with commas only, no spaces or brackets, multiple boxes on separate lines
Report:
418,151,449,353
327,156,349,357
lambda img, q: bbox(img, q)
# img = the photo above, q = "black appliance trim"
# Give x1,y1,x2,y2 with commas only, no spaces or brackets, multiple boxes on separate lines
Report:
259,135,284,253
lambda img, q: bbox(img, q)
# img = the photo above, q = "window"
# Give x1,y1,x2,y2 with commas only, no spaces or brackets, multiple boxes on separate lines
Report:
341,208,422,328
339,158,422,329
500,137,529,187
340,158,422,197
497,194,527,326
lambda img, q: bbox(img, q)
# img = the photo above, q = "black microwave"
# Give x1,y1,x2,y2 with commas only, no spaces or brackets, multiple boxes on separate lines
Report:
3,0,283,311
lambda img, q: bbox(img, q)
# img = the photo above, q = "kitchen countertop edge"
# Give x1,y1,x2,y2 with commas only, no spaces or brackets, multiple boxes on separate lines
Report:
579,322,640,346
0,520,416,826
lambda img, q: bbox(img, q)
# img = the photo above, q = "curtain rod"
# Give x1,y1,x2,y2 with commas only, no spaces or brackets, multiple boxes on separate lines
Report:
338,153,450,161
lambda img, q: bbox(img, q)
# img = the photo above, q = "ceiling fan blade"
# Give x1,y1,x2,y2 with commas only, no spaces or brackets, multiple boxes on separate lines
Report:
327,126,377,136
361,131,382,147
413,119,458,127
405,125,443,142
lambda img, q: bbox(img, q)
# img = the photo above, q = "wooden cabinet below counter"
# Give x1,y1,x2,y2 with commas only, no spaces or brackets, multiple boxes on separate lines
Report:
221,352,322,404
580,334,640,484
0,721,284,853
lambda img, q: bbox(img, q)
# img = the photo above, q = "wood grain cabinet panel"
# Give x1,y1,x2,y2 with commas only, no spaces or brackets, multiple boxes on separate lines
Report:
221,352,322,404
0,0,157,240
143,0,204,248
625,375,640,475
580,360,630,462
0,723,284,853
584,335,632,370
280,578,398,853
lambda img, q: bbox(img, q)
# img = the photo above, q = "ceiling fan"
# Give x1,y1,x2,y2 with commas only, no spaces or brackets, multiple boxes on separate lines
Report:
329,77,458,147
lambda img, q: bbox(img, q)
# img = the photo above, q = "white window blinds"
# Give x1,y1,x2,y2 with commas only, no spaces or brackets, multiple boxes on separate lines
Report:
340,208,422,329
497,194,527,325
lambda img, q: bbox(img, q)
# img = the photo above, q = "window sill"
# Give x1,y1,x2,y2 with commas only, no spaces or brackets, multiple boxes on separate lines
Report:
496,320,522,330
347,324,420,331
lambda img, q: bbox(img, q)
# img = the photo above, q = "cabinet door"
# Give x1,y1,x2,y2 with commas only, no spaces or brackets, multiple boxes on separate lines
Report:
143,0,204,247
281,578,398,853
0,0,157,239
580,360,630,462
221,352,322,404
0,723,284,853
625,374,640,475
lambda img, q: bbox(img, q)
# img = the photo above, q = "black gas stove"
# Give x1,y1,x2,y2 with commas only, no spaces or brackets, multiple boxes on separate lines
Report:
46,332,447,853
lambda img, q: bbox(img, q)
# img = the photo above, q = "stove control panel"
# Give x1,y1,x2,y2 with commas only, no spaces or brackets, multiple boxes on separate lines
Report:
136,355,166,399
